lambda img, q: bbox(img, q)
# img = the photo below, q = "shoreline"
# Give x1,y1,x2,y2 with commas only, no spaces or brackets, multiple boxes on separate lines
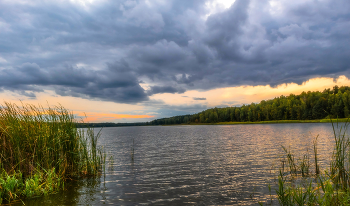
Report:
159,118,349,126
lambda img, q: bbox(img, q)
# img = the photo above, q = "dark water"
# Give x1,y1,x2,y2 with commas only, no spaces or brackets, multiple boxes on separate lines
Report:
19,123,338,205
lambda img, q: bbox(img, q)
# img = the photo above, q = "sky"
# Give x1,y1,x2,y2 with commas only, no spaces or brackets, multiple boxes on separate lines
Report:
1,0,350,123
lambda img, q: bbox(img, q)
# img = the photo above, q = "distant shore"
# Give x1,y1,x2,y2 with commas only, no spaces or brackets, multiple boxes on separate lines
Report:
160,118,350,126
78,118,350,128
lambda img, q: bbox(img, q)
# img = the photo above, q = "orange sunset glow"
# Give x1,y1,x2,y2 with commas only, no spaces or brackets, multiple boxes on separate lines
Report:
76,112,154,122
2,76,350,123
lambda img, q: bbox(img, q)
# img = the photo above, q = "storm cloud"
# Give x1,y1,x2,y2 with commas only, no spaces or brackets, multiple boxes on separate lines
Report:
1,0,350,103
147,85,185,95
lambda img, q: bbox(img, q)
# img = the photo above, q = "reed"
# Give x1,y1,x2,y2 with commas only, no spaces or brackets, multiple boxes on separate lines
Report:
0,102,104,203
329,117,350,190
275,171,293,205
313,135,320,175
300,153,310,177
131,138,134,161
281,146,298,175
272,118,350,205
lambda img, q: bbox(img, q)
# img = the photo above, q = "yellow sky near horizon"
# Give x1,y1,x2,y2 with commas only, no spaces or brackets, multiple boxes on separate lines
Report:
75,112,154,122
1,75,350,122
150,76,350,108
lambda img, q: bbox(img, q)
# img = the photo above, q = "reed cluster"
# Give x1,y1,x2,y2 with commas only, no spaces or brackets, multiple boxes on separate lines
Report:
272,119,350,205
0,102,104,204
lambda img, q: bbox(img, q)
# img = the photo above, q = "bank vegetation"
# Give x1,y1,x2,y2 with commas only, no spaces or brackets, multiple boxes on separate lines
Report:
0,102,104,204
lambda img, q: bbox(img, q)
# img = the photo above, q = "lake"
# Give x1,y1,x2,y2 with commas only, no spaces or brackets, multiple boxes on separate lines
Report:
20,123,338,205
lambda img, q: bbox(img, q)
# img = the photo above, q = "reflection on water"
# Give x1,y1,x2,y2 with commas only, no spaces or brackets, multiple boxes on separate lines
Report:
19,123,337,205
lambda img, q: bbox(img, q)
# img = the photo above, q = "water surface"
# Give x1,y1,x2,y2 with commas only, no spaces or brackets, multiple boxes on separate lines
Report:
20,123,338,205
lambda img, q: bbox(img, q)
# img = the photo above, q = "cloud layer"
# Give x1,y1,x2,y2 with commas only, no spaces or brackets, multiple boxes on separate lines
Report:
1,0,350,104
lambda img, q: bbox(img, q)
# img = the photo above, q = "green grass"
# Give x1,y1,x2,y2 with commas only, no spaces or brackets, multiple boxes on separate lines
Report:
0,102,104,204
270,118,350,205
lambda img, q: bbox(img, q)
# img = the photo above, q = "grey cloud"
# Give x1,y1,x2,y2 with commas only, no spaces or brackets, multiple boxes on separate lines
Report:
120,1,165,31
193,97,206,100
147,86,185,95
18,91,37,99
129,39,192,81
131,40,188,65
0,61,148,103
54,84,147,103
188,40,216,64
0,0,350,106
204,0,251,61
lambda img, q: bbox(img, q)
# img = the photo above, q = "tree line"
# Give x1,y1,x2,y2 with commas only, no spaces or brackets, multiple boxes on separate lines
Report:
150,85,350,125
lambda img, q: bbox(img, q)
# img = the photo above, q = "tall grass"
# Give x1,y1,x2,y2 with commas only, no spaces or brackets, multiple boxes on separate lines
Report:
0,102,104,203
272,118,350,205
329,118,350,191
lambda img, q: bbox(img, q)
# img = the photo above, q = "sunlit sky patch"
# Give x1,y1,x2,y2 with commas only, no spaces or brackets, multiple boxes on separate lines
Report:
1,0,350,122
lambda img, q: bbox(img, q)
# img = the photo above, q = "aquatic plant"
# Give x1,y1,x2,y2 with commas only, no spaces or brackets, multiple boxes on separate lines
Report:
329,118,350,190
0,102,104,203
272,118,350,205
131,138,135,161
313,135,320,175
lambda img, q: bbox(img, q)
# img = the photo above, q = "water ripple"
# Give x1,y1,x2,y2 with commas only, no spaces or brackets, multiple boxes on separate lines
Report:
21,123,337,205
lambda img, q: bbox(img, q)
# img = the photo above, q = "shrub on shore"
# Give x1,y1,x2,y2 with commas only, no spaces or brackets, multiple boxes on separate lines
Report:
0,102,104,204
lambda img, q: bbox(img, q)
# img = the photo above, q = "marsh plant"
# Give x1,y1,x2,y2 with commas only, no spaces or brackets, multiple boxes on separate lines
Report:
131,138,135,161
273,119,350,205
0,102,104,204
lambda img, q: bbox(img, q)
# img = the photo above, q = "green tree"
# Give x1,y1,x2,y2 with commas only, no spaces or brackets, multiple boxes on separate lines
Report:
199,114,205,123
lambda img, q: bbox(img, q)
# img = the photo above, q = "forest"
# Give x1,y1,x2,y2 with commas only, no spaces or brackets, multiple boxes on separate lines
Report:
150,85,350,125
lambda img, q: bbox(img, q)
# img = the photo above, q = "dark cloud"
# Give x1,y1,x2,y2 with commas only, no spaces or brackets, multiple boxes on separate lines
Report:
204,0,251,61
193,97,206,100
0,0,350,106
147,86,185,95
0,61,148,103
18,91,37,99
